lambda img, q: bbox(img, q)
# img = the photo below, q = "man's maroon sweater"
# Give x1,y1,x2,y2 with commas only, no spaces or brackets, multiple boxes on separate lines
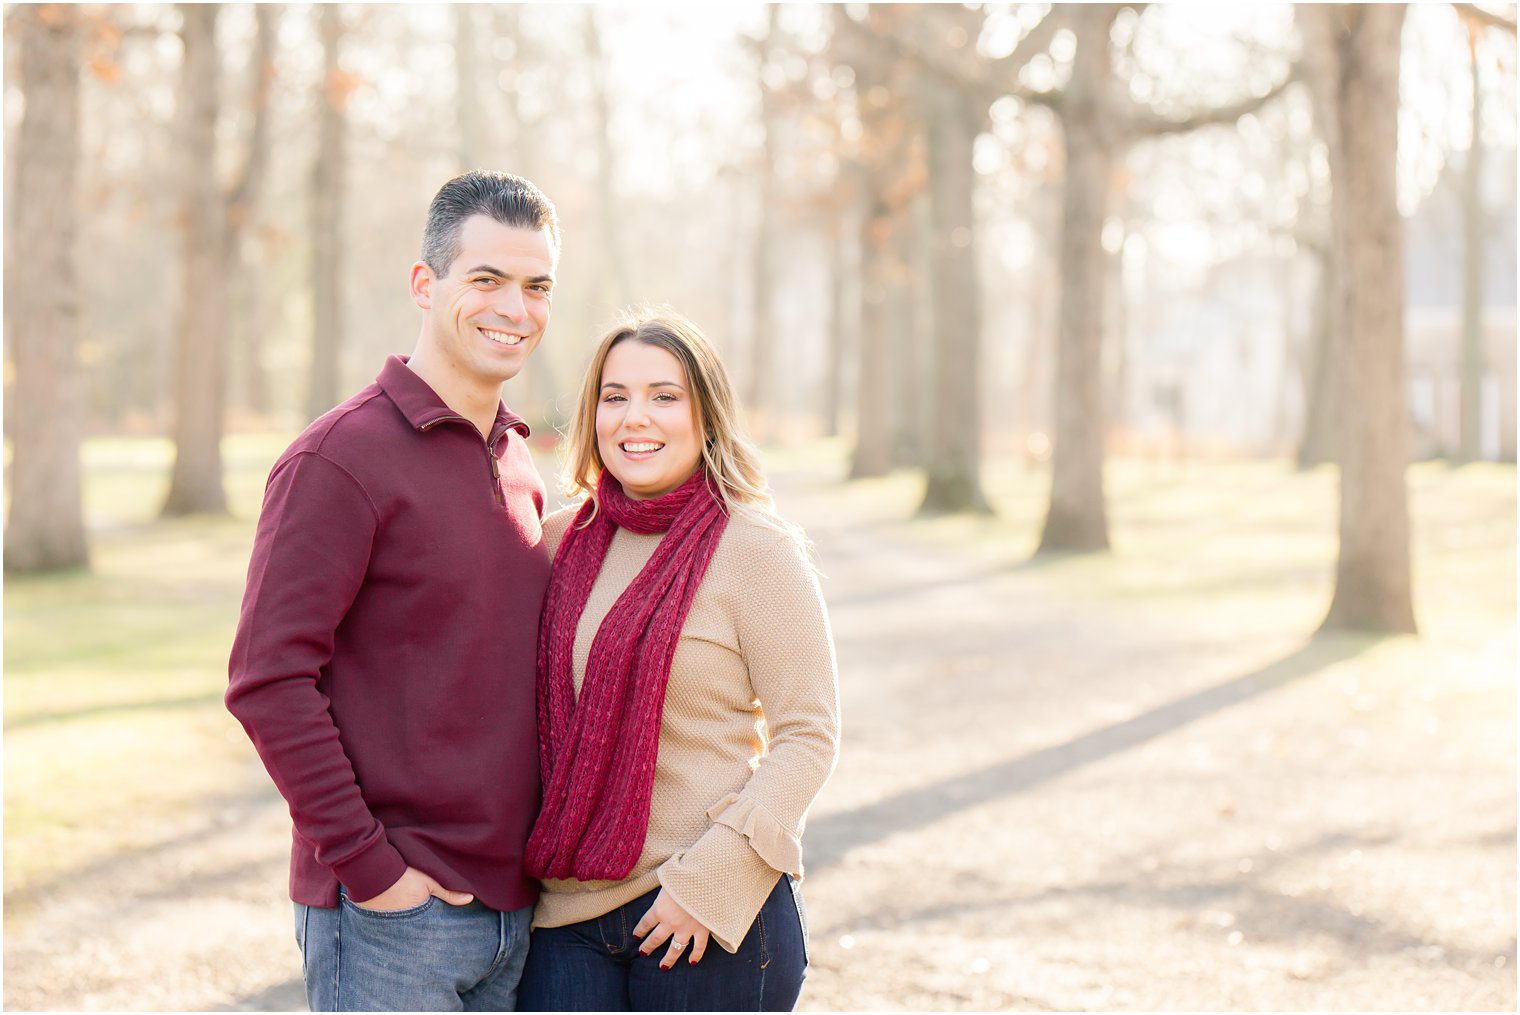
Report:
227,356,550,912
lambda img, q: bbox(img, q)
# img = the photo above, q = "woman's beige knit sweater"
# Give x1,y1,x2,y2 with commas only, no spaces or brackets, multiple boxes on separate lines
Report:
532,504,841,953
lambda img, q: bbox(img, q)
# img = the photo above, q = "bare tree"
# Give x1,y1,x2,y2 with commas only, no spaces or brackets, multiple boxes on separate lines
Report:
1302,5,1418,634
821,171,855,438
746,4,783,436
455,5,484,171
230,5,279,418
163,3,280,513
846,5,1296,535
835,4,927,479
918,5,991,514
585,8,634,310
1454,8,1518,460
306,3,346,422
162,4,230,515
6,4,89,571
1295,239,1340,468
1457,21,1486,462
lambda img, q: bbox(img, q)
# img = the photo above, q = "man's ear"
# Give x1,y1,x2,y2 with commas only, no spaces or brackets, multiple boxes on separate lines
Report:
409,261,434,310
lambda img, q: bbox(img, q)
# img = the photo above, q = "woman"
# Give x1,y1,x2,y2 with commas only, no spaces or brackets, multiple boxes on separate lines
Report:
516,311,841,1012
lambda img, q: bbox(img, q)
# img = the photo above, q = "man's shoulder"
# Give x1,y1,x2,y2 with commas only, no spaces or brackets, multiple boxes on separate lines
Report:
277,382,402,469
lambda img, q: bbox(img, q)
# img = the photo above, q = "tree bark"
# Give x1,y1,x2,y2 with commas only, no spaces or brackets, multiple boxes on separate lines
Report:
918,50,991,514
1037,6,1116,551
162,3,230,516
1319,4,1418,634
6,4,90,570
306,3,345,422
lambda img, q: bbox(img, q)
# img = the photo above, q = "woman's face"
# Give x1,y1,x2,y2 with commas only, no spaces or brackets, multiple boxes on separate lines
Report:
595,340,703,501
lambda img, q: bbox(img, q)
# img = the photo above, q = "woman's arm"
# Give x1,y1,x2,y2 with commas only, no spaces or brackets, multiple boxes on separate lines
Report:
656,525,842,953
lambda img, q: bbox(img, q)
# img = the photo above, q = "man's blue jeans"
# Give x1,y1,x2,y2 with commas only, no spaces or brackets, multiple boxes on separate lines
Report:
516,875,808,1012
294,889,533,1012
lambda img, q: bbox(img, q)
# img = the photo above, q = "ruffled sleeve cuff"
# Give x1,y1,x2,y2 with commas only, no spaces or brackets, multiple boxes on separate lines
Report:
705,792,805,878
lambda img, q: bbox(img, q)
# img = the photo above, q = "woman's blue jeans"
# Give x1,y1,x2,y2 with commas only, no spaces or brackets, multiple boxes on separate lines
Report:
517,875,809,1012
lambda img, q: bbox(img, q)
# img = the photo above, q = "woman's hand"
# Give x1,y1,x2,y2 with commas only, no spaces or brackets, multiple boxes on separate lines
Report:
632,888,712,969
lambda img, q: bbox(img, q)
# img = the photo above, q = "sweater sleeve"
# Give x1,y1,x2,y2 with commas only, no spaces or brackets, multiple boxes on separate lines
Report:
658,526,841,952
225,450,407,902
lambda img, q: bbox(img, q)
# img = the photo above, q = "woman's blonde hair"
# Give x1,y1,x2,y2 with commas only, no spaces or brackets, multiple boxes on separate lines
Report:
562,308,797,540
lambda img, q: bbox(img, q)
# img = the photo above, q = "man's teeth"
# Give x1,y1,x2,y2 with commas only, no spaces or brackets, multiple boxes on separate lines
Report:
482,328,524,346
622,442,663,453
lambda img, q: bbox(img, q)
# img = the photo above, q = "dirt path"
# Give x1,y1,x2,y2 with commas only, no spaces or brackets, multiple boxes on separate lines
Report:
6,461,1514,1011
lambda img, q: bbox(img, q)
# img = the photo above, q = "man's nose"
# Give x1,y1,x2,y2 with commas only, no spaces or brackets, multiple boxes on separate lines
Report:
494,284,526,321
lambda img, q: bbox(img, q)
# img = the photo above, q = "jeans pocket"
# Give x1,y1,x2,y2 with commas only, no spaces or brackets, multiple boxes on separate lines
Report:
339,893,440,920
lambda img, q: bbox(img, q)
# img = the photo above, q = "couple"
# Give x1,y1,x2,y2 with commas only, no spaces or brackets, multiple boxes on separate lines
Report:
226,172,841,1012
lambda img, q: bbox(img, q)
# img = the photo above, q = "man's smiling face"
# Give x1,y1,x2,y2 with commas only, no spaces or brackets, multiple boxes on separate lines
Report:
410,213,557,387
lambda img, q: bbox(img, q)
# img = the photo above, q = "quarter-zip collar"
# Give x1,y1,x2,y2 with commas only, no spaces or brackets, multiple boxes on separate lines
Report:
377,354,531,441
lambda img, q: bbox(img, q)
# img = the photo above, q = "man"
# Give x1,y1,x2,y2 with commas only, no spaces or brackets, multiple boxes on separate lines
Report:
227,171,559,1011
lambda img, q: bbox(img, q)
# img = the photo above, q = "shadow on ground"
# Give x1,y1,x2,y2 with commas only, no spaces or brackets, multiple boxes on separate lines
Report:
807,634,1376,874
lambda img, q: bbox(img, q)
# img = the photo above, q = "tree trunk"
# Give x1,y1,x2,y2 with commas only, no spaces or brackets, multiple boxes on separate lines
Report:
822,181,852,438
162,3,230,516
846,5,913,479
230,4,278,419
494,5,537,184
585,8,633,309
1296,243,1340,467
1458,30,1484,463
306,4,345,422
6,4,89,570
455,4,484,170
889,191,926,467
747,4,782,438
1037,6,1116,551
1320,4,1417,634
918,66,990,515
851,196,895,477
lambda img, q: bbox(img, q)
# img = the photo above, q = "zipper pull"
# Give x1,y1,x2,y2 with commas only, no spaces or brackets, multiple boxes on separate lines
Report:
490,451,504,505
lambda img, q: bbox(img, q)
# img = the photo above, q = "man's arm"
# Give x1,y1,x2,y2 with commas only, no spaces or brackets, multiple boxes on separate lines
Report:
226,450,408,903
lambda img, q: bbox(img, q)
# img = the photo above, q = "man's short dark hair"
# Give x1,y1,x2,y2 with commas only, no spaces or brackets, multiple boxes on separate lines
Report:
420,170,560,276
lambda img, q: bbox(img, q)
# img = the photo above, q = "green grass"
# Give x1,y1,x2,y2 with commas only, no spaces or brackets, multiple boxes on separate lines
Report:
4,434,294,904
4,436,1514,922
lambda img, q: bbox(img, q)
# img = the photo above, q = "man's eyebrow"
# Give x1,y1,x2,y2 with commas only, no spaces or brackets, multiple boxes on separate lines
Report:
460,263,555,284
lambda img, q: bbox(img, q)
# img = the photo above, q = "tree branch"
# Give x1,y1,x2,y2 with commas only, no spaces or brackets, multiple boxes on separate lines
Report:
1455,2,1518,34
1126,63,1299,137
986,8,1067,83
835,6,1061,110
226,4,278,218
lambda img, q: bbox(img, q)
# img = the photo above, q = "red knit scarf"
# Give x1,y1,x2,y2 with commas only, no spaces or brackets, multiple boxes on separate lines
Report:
526,467,729,881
